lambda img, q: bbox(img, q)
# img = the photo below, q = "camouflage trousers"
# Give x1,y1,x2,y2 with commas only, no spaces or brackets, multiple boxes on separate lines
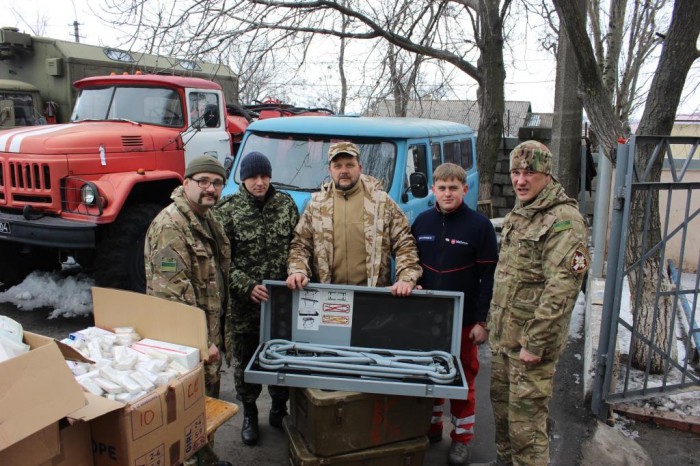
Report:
233,331,289,404
204,357,222,391
490,349,557,466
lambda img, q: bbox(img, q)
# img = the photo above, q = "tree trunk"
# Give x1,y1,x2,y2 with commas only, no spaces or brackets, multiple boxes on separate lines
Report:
476,0,506,202
553,0,623,161
550,0,585,199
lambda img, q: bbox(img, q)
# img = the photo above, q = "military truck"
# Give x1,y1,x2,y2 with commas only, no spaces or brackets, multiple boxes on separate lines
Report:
0,26,238,127
0,72,242,292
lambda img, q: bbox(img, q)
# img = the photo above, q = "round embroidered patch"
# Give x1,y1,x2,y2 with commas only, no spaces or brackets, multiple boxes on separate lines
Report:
570,246,590,274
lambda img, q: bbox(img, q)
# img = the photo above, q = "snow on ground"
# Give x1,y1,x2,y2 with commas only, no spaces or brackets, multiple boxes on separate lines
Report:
0,270,94,318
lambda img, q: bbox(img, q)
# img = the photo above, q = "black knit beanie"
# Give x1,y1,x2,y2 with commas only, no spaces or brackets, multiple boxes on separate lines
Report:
240,152,272,180
184,155,227,179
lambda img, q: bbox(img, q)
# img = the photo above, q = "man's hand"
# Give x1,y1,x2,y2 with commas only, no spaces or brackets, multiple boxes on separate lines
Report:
250,284,269,303
389,280,414,296
469,324,488,345
286,273,309,289
205,343,220,364
519,347,541,365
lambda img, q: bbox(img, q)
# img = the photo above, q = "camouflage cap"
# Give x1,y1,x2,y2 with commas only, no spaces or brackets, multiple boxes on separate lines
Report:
328,141,360,162
509,140,552,175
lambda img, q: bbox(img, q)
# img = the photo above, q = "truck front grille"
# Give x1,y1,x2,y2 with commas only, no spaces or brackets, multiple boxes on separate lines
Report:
0,161,54,205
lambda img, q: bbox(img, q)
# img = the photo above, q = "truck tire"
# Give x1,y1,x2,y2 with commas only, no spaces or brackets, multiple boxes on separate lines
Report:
0,242,28,288
94,203,164,293
0,243,59,289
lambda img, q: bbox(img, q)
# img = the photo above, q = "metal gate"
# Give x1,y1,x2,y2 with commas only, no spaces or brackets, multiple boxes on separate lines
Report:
591,135,700,419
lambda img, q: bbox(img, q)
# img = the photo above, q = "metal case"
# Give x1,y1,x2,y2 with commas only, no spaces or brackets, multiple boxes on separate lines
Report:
244,281,468,398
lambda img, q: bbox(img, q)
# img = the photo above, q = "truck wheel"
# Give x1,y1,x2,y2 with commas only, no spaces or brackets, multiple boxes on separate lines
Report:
0,243,28,288
0,243,59,289
94,203,164,293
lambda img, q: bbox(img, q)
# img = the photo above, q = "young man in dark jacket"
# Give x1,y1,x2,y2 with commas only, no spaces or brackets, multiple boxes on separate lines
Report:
411,163,498,466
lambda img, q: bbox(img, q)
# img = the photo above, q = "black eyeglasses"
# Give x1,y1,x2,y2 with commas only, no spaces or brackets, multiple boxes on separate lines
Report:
191,177,225,189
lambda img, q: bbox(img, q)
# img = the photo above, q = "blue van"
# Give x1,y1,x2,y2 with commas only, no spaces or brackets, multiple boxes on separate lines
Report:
222,115,478,223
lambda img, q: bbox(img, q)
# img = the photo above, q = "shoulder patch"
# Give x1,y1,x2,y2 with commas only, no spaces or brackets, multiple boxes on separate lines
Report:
160,257,178,273
570,246,590,274
553,220,573,232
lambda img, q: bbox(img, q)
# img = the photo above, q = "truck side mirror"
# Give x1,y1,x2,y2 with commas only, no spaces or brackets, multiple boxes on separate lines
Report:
203,104,219,128
402,172,428,202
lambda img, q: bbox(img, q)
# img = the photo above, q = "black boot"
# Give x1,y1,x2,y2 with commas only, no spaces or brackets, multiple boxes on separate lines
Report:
268,399,288,429
241,402,259,446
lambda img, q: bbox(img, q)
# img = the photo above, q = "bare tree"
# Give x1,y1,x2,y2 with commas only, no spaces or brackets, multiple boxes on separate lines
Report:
554,0,700,372
525,0,669,139
10,7,50,36
101,0,513,201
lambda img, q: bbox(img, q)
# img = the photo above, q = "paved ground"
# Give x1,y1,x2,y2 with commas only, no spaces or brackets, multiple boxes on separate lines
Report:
2,299,698,465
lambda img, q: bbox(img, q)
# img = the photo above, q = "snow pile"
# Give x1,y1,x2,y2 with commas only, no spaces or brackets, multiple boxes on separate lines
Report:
0,271,94,317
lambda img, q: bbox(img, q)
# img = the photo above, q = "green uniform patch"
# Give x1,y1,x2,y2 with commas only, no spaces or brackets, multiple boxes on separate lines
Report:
553,220,572,232
160,257,177,272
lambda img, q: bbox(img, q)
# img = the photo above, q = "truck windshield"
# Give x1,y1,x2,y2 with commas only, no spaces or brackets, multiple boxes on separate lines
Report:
236,133,397,191
0,92,38,127
71,86,184,127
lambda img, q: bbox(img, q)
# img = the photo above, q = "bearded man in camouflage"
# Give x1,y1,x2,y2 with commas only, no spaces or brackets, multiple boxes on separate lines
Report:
215,152,299,447
286,141,421,295
144,155,232,466
474,141,590,466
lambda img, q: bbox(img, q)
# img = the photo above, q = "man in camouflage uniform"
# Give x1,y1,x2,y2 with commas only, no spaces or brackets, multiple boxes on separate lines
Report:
145,155,232,466
215,152,299,446
286,141,421,294
474,141,590,466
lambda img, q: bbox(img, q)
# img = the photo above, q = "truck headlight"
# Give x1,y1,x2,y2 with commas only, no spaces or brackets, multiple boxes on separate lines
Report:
81,184,98,205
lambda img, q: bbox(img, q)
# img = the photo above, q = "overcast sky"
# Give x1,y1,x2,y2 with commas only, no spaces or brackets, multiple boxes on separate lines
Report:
6,0,699,118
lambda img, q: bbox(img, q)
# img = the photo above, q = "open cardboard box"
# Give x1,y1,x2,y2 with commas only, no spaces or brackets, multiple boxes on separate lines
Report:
66,287,210,466
0,332,88,465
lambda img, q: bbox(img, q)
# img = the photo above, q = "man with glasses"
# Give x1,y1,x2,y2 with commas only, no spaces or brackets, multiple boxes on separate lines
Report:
216,152,299,446
145,155,232,466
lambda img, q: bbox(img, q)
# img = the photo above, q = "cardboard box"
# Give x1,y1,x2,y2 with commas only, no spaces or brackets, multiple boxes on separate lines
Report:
39,421,94,466
0,331,88,465
68,287,210,466
290,388,432,457
285,417,429,466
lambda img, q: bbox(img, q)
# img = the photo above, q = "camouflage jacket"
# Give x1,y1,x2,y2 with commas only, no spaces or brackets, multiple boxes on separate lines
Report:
488,180,589,360
215,185,299,334
144,186,232,363
287,174,421,287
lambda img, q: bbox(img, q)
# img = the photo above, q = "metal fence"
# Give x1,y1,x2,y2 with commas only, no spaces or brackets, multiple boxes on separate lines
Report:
591,135,700,420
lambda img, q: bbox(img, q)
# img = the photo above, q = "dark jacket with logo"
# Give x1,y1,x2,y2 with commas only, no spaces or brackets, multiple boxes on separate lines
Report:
411,202,498,326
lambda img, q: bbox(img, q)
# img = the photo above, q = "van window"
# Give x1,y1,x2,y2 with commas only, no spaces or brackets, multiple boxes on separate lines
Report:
460,139,474,171
237,133,396,191
443,139,474,171
444,141,460,166
406,144,428,190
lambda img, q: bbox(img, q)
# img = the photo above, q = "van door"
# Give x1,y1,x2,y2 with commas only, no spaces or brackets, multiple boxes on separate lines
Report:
184,90,232,167
399,142,433,225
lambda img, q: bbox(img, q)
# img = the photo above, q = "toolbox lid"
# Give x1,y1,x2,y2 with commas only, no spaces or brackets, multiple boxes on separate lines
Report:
259,280,464,354
245,281,467,398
